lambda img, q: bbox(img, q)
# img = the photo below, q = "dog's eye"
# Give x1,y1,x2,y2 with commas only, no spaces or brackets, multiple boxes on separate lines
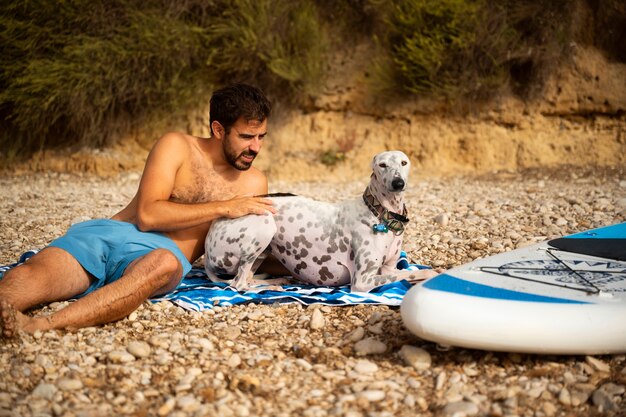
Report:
401,160,408,166
378,163,387,168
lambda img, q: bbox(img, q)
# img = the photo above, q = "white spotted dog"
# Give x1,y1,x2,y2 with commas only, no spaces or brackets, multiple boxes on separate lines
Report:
204,150,438,292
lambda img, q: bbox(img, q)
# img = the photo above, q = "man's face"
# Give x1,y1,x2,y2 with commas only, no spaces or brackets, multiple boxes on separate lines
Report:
222,118,268,171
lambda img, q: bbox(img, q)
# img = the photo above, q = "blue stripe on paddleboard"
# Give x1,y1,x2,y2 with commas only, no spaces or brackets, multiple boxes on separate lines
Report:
564,223,626,239
422,274,589,304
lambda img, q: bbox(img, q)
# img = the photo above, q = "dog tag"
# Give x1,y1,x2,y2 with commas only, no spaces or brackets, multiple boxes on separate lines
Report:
373,224,388,233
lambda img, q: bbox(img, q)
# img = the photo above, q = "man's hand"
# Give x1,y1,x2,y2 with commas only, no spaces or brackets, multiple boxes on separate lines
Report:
222,196,276,218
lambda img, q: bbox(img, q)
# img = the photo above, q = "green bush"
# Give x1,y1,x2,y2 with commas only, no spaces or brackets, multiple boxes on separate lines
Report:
0,1,213,155
206,0,327,98
502,0,574,98
0,0,327,157
369,0,520,99
0,0,582,157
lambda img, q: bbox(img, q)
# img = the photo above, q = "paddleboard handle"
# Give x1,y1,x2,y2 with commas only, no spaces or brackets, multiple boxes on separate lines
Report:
598,291,614,299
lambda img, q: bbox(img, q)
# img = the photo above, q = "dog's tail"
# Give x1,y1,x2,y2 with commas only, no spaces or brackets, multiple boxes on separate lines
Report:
255,193,298,197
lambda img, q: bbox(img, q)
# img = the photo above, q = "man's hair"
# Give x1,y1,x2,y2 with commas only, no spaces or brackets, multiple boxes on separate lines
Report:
209,83,271,135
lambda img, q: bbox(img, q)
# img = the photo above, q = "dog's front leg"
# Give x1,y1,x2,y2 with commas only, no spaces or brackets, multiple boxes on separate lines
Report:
351,259,440,292
381,264,440,284
351,269,440,292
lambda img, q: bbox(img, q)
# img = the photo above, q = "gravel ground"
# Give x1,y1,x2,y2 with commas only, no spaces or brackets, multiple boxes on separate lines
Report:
1,168,626,417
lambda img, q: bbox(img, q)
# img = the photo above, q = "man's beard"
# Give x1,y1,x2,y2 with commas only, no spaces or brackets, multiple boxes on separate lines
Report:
224,137,256,171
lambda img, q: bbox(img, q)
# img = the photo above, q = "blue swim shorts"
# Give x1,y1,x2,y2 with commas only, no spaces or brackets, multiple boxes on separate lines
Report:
49,219,192,298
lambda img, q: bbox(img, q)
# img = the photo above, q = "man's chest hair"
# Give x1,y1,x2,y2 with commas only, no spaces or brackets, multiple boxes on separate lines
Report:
170,160,237,204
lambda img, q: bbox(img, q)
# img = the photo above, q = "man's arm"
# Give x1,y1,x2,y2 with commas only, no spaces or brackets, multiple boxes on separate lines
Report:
135,133,273,232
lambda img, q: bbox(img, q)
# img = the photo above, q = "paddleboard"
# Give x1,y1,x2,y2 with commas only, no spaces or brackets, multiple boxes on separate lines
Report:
401,222,626,354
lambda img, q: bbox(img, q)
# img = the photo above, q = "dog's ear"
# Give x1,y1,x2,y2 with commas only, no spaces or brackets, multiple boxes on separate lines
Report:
372,153,382,170
371,155,378,170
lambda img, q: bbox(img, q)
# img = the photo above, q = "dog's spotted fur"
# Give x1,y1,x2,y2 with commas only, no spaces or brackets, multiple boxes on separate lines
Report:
204,151,437,292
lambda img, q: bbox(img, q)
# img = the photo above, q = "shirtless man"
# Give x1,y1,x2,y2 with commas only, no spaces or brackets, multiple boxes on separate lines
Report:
0,83,276,337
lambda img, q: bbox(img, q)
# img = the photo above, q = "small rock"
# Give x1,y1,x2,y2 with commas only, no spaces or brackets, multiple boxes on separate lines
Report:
223,326,241,340
592,387,617,411
434,213,449,226
435,371,447,391
347,327,365,342
354,338,387,355
57,378,83,391
175,382,192,393
399,345,431,370
31,382,57,400
228,354,242,368
353,360,378,374
235,405,250,417
585,356,610,373
246,309,264,321
296,358,313,370
470,239,488,250
155,352,171,365
127,341,151,358
600,382,625,396
558,387,571,405
416,396,429,411
34,354,51,368
367,322,383,334
108,350,136,363
158,398,176,416
357,390,386,402
442,400,479,416
177,395,200,412
542,401,557,417
196,337,214,351
309,309,325,330
368,312,383,324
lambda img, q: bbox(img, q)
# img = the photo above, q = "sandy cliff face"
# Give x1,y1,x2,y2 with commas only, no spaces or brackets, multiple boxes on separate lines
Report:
10,43,626,180
251,44,626,182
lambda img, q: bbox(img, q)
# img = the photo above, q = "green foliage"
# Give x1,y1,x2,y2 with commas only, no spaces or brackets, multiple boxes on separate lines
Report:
320,150,347,166
0,0,214,154
502,0,574,98
0,0,584,157
206,0,327,97
369,0,520,99
0,0,327,156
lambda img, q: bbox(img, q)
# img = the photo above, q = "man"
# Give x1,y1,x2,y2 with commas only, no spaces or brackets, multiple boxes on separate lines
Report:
0,83,276,337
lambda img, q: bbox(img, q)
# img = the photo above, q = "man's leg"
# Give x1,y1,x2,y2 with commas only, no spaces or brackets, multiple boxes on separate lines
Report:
0,248,183,336
0,247,93,337
0,247,94,311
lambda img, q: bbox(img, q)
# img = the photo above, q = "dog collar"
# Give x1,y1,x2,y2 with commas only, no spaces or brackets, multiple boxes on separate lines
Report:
362,187,409,235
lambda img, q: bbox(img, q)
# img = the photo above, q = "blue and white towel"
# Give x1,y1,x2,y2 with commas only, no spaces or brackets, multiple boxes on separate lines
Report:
0,250,430,311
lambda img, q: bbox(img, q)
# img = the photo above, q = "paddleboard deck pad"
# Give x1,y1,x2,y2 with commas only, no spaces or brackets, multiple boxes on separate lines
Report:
401,223,626,354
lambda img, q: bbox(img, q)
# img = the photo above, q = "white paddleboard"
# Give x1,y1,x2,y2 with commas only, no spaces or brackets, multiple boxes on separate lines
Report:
401,223,626,354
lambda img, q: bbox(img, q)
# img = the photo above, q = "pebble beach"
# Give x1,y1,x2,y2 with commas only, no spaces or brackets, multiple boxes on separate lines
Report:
1,168,625,417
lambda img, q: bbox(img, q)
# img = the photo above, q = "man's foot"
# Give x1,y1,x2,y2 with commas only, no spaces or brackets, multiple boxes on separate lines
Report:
0,300,45,338
0,300,20,338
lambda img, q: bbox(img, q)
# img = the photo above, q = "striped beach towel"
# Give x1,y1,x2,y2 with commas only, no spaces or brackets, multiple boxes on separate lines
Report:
0,250,430,311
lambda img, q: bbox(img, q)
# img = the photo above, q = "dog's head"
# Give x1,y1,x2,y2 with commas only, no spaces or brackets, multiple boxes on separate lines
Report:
371,151,411,193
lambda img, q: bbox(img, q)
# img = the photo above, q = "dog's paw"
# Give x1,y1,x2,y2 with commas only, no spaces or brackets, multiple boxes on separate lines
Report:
406,268,440,283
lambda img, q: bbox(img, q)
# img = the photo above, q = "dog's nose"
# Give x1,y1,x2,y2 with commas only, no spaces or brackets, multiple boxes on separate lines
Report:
392,177,405,190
